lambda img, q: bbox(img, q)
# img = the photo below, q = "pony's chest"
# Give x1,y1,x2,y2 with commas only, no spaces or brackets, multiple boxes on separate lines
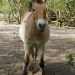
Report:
26,25,49,42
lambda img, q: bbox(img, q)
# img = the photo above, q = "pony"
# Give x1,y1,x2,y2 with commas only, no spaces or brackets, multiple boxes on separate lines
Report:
19,0,49,75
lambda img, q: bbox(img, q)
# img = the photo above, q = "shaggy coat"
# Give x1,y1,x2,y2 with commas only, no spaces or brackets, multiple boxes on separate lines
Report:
19,0,49,74
19,11,49,59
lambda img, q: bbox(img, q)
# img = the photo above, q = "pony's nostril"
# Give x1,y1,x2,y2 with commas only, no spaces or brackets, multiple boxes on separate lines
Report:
39,23,46,28
39,24,42,28
38,23,46,32
36,19,47,32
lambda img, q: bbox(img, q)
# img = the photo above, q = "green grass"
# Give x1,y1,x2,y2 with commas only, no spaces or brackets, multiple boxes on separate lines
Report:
0,0,10,13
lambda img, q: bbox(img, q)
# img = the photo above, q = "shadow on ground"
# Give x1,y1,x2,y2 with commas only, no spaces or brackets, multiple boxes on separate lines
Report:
44,63,75,75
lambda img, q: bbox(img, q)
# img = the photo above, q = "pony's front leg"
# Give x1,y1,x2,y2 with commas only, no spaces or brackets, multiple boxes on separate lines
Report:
23,51,30,75
39,46,45,75
22,43,31,75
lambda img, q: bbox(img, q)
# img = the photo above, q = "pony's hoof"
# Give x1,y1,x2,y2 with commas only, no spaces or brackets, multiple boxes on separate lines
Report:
28,63,41,73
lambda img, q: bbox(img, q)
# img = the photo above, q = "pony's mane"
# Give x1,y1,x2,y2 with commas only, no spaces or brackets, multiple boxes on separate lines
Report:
21,12,32,23
33,0,43,3
28,0,44,11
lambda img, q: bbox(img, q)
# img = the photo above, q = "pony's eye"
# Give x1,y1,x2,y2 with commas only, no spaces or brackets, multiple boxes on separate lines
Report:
32,8,36,11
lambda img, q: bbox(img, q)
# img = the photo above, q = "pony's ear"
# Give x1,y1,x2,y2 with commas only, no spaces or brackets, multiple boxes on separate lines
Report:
44,0,47,2
32,0,47,2
32,0,43,3
28,0,33,11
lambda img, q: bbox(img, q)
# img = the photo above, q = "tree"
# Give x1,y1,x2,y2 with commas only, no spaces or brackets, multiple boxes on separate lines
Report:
65,0,75,17
7,0,30,24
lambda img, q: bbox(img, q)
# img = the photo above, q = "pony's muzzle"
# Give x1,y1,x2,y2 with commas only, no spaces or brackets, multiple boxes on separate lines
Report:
36,19,47,32
38,23,46,32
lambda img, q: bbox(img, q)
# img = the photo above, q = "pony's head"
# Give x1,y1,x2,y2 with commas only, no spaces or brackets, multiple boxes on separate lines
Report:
29,0,48,32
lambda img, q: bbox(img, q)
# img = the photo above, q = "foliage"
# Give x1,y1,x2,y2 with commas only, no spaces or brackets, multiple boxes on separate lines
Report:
0,0,3,7
65,53,74,66
0,0,30,24
65,0,75,16
0,0,10,13
47,0,65,11
54,0,65,11
0,0,75,25
47,0,75,27
7,0,29,24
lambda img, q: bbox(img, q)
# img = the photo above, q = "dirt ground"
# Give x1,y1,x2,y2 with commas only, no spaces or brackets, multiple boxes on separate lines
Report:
0,25,75,75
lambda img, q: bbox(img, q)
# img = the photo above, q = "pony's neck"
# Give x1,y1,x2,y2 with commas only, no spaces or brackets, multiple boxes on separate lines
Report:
21,12,32,23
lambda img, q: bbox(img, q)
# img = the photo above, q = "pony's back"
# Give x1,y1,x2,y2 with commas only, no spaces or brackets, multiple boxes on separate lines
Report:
19,12,32,42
